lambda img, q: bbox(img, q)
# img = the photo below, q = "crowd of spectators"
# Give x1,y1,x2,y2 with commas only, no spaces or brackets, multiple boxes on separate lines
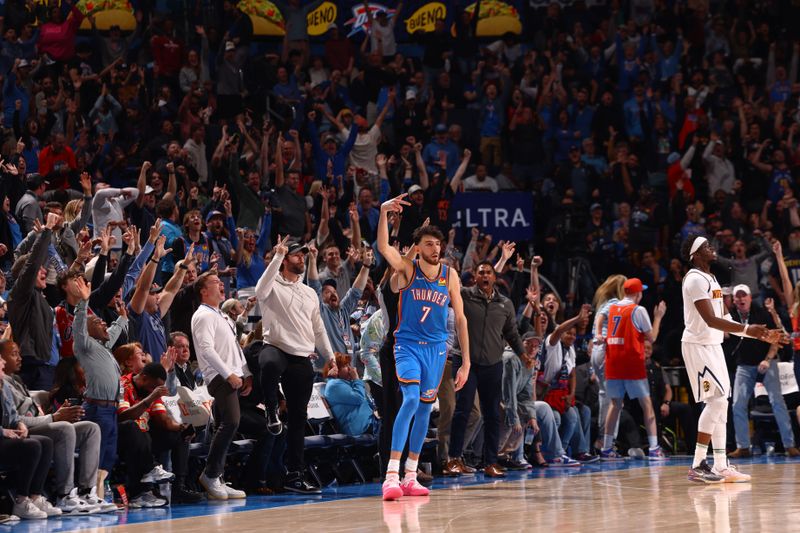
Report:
3,0,800,521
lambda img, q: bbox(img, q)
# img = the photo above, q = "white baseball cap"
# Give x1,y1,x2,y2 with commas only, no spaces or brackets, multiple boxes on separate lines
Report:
732,284,751,296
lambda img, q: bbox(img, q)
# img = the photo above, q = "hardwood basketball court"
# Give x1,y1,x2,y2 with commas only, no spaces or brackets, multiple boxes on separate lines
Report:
5,456,800,532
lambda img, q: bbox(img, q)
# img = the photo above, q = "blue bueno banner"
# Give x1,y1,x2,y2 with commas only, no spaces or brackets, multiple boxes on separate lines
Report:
448,192,534,242
241,0,527,38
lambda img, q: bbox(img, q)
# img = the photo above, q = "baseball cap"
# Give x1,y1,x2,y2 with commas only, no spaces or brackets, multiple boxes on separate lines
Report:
144,185,155,195
322,133,337,145
18,59,31,68
225,41,236,52
522,332,542,342
434,123,448,133
732,284,751,296
25,173,48,190
322,279,337,290
205,210,225,223
408,184,423,195
623,278,648,294
405,89,416,101
287,242,309,255
590,203,602,212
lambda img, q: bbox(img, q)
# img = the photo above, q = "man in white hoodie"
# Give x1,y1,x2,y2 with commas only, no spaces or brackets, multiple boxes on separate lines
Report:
255,236,333,494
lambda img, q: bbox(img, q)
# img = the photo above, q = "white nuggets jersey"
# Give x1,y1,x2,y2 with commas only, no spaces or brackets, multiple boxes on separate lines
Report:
681,268,731,400
682,268,724,345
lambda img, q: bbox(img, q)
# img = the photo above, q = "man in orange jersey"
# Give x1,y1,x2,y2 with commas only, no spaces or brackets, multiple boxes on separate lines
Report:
599,278,666,461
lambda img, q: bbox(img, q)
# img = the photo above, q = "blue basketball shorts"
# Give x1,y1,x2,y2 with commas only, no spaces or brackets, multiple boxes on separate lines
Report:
394,340,448,403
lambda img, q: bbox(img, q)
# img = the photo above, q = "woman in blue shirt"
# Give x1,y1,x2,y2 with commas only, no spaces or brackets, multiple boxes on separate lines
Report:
322,354,376,437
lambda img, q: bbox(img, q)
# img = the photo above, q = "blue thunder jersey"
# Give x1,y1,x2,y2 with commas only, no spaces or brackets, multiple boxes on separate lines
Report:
395,261,450,344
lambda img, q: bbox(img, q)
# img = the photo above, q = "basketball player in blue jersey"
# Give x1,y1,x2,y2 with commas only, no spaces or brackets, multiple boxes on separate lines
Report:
377,193,471,501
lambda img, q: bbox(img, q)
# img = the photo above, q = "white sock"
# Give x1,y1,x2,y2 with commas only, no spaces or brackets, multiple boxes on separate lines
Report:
404,458,418,476
648,436,659,449
386,459,401,482
712,424,728,470
712,449,727,471
693,443,709,468
602,434,615,450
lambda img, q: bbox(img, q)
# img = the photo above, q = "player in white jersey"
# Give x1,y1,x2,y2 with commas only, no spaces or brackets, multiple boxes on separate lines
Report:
681,235,787,483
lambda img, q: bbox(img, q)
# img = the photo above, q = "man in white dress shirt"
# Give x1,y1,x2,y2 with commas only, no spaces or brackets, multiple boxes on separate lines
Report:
255,236,334,494
191,273,252,500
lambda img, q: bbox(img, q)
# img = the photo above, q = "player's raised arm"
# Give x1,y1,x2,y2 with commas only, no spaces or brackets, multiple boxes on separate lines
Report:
378,193,414,279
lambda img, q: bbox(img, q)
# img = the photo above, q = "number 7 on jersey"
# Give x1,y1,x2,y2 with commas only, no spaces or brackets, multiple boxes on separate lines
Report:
420,306,432,323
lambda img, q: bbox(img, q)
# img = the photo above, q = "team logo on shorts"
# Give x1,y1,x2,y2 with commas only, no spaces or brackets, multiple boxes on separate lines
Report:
703,380,711,392
422,388,437,399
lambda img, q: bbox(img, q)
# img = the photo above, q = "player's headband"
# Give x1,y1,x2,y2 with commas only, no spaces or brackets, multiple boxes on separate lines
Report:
689,237,707,258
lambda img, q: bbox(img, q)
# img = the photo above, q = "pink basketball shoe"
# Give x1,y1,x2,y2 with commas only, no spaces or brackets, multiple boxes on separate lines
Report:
400,477,430,497
382,479,403,501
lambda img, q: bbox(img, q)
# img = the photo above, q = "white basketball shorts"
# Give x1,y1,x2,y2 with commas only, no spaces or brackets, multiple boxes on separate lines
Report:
681,342,731,403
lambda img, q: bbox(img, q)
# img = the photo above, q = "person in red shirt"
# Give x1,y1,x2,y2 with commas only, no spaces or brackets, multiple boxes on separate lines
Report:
36,1,85,62
666,151,696,201
151,19,185,82
116,363,174,507
323,24,354,73
599,278,666,460
38,134,77,190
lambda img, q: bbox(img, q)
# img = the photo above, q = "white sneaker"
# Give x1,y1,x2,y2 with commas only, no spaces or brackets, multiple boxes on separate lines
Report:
198,473,228,500
628,447,646,459
141,465,175,484
82,487,118,513
31,496,62,517
12,498,48,520
56,489,94,515
0,514,21,524
712,464,752,483
129,491,167,508
142,491,167,507
220,478,246,499
127,493,147,509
